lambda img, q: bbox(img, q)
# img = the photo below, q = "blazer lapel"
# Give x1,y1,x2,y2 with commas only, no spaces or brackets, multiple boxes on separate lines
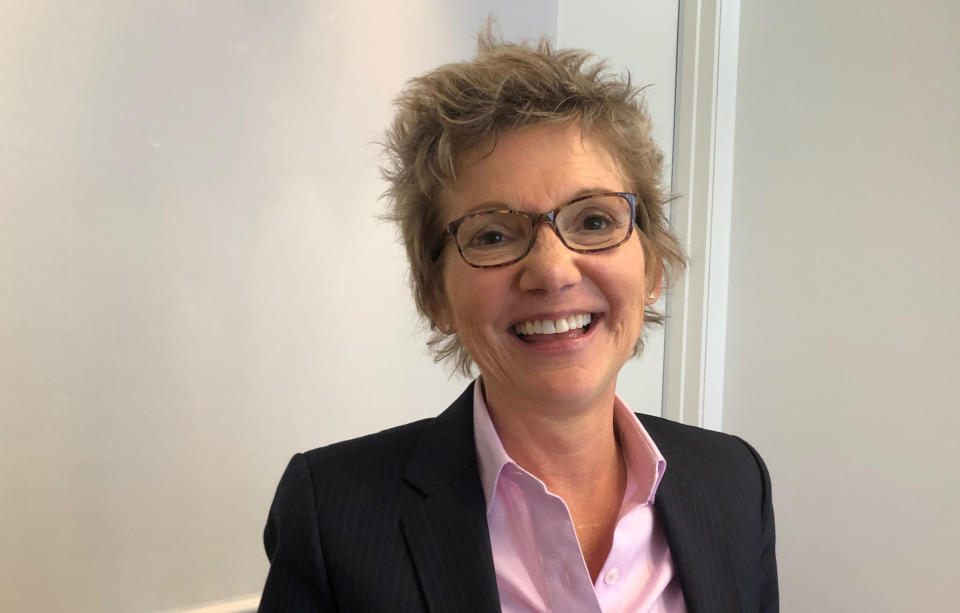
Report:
401,383,501,613
639,415,744,613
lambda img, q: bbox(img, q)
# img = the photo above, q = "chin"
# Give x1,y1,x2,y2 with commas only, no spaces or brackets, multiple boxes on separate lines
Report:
516,366,613,408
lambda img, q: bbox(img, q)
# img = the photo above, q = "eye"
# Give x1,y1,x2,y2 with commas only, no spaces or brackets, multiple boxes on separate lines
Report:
557,196,633,248
569,208,618,233
462,222,524,251
580,213,613,231
458,212,528,252
471,229,507,247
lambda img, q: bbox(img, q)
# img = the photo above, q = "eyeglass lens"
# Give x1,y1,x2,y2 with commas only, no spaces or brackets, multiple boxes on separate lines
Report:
455,194,633,267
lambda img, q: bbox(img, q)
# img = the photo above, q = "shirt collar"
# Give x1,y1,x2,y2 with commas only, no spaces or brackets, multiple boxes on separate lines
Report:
471,376,667,514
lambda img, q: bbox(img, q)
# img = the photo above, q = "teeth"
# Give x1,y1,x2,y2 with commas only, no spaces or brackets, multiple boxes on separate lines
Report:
514,313,592,336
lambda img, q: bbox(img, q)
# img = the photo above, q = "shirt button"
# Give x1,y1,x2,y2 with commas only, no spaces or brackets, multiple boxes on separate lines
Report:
604,568,620,585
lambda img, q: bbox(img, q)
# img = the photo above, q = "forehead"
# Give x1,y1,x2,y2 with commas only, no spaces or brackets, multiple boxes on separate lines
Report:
439,123,626,220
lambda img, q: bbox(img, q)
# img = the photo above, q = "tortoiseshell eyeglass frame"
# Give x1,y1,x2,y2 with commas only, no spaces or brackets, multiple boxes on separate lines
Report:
430,192,646,269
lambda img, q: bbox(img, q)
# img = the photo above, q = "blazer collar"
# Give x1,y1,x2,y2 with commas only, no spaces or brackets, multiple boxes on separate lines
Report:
638,414,745,613
397,387,743,613
400,382,501,613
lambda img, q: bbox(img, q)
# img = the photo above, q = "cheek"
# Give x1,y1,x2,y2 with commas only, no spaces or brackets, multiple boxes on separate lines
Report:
443,267,508,328
601,256,648,328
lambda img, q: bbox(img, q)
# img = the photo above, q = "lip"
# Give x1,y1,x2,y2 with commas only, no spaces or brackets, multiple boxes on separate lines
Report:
508,312,604,352
508,310,602,328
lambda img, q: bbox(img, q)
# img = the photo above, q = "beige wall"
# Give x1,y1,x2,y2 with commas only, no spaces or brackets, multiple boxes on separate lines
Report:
723,1,960,610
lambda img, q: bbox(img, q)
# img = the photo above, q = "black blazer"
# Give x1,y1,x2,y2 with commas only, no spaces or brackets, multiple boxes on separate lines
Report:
259,383,778,612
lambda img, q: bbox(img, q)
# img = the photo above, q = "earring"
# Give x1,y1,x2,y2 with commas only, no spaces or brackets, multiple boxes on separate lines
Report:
444,324,452,332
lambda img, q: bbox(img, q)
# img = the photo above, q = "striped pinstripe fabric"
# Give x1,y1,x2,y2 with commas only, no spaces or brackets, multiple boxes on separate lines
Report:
258,383,778,612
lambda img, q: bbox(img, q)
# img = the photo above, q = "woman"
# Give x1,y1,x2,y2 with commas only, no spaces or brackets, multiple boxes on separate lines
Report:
259,35,777,613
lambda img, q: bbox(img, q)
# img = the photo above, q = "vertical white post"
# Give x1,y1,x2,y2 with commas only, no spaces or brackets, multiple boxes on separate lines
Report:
663,0,741,430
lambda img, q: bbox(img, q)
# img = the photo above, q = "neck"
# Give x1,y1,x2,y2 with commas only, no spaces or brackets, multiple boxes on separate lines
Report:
482,379,623,498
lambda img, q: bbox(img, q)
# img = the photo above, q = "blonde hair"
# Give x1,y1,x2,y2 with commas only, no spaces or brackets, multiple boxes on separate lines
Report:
381,32,686,376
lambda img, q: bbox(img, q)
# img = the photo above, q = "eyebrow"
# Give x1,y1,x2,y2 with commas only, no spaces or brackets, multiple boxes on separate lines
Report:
461,186,622,215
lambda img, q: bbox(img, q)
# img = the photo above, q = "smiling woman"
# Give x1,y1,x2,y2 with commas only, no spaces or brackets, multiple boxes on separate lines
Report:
258,32,778,613
435,124,652,420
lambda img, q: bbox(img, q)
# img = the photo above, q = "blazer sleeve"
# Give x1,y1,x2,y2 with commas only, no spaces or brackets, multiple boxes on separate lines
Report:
259,453,338,613
736,437,779,613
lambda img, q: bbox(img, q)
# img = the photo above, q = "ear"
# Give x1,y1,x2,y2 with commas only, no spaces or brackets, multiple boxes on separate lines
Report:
427,292,456,335
646,268,663,305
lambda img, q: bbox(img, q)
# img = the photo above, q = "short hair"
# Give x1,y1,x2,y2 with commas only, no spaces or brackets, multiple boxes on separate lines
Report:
381,32,686,376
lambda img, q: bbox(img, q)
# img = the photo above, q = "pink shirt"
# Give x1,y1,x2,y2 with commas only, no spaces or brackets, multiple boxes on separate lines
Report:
472,380,687,613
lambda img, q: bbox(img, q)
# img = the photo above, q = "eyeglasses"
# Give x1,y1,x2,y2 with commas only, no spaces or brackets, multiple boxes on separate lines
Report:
432,192,642,268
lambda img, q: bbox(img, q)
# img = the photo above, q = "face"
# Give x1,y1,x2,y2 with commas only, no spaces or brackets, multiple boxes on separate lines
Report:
433,123,659,413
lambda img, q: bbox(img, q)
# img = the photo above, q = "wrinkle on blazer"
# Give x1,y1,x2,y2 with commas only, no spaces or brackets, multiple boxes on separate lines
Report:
259,382,778,613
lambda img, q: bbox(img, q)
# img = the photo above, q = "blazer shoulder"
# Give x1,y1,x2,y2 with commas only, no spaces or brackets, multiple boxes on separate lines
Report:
636,412,752,451
636,414,778,610
262,418,441,613
300,382,476,472
636,413,769,489
300,417,435,474
270,417,443,559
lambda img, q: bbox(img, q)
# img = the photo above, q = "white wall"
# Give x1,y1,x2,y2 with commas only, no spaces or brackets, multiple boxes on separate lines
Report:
723,1,960,610
0,2,557,611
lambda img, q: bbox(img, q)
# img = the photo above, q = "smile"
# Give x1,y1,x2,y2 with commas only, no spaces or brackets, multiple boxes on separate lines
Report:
513,313,593,337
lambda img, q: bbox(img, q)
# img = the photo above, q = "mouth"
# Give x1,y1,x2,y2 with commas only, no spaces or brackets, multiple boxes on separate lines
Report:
512,312,599,343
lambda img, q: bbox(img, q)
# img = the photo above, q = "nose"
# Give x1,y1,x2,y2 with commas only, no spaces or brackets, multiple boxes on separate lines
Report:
517,223,582,295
